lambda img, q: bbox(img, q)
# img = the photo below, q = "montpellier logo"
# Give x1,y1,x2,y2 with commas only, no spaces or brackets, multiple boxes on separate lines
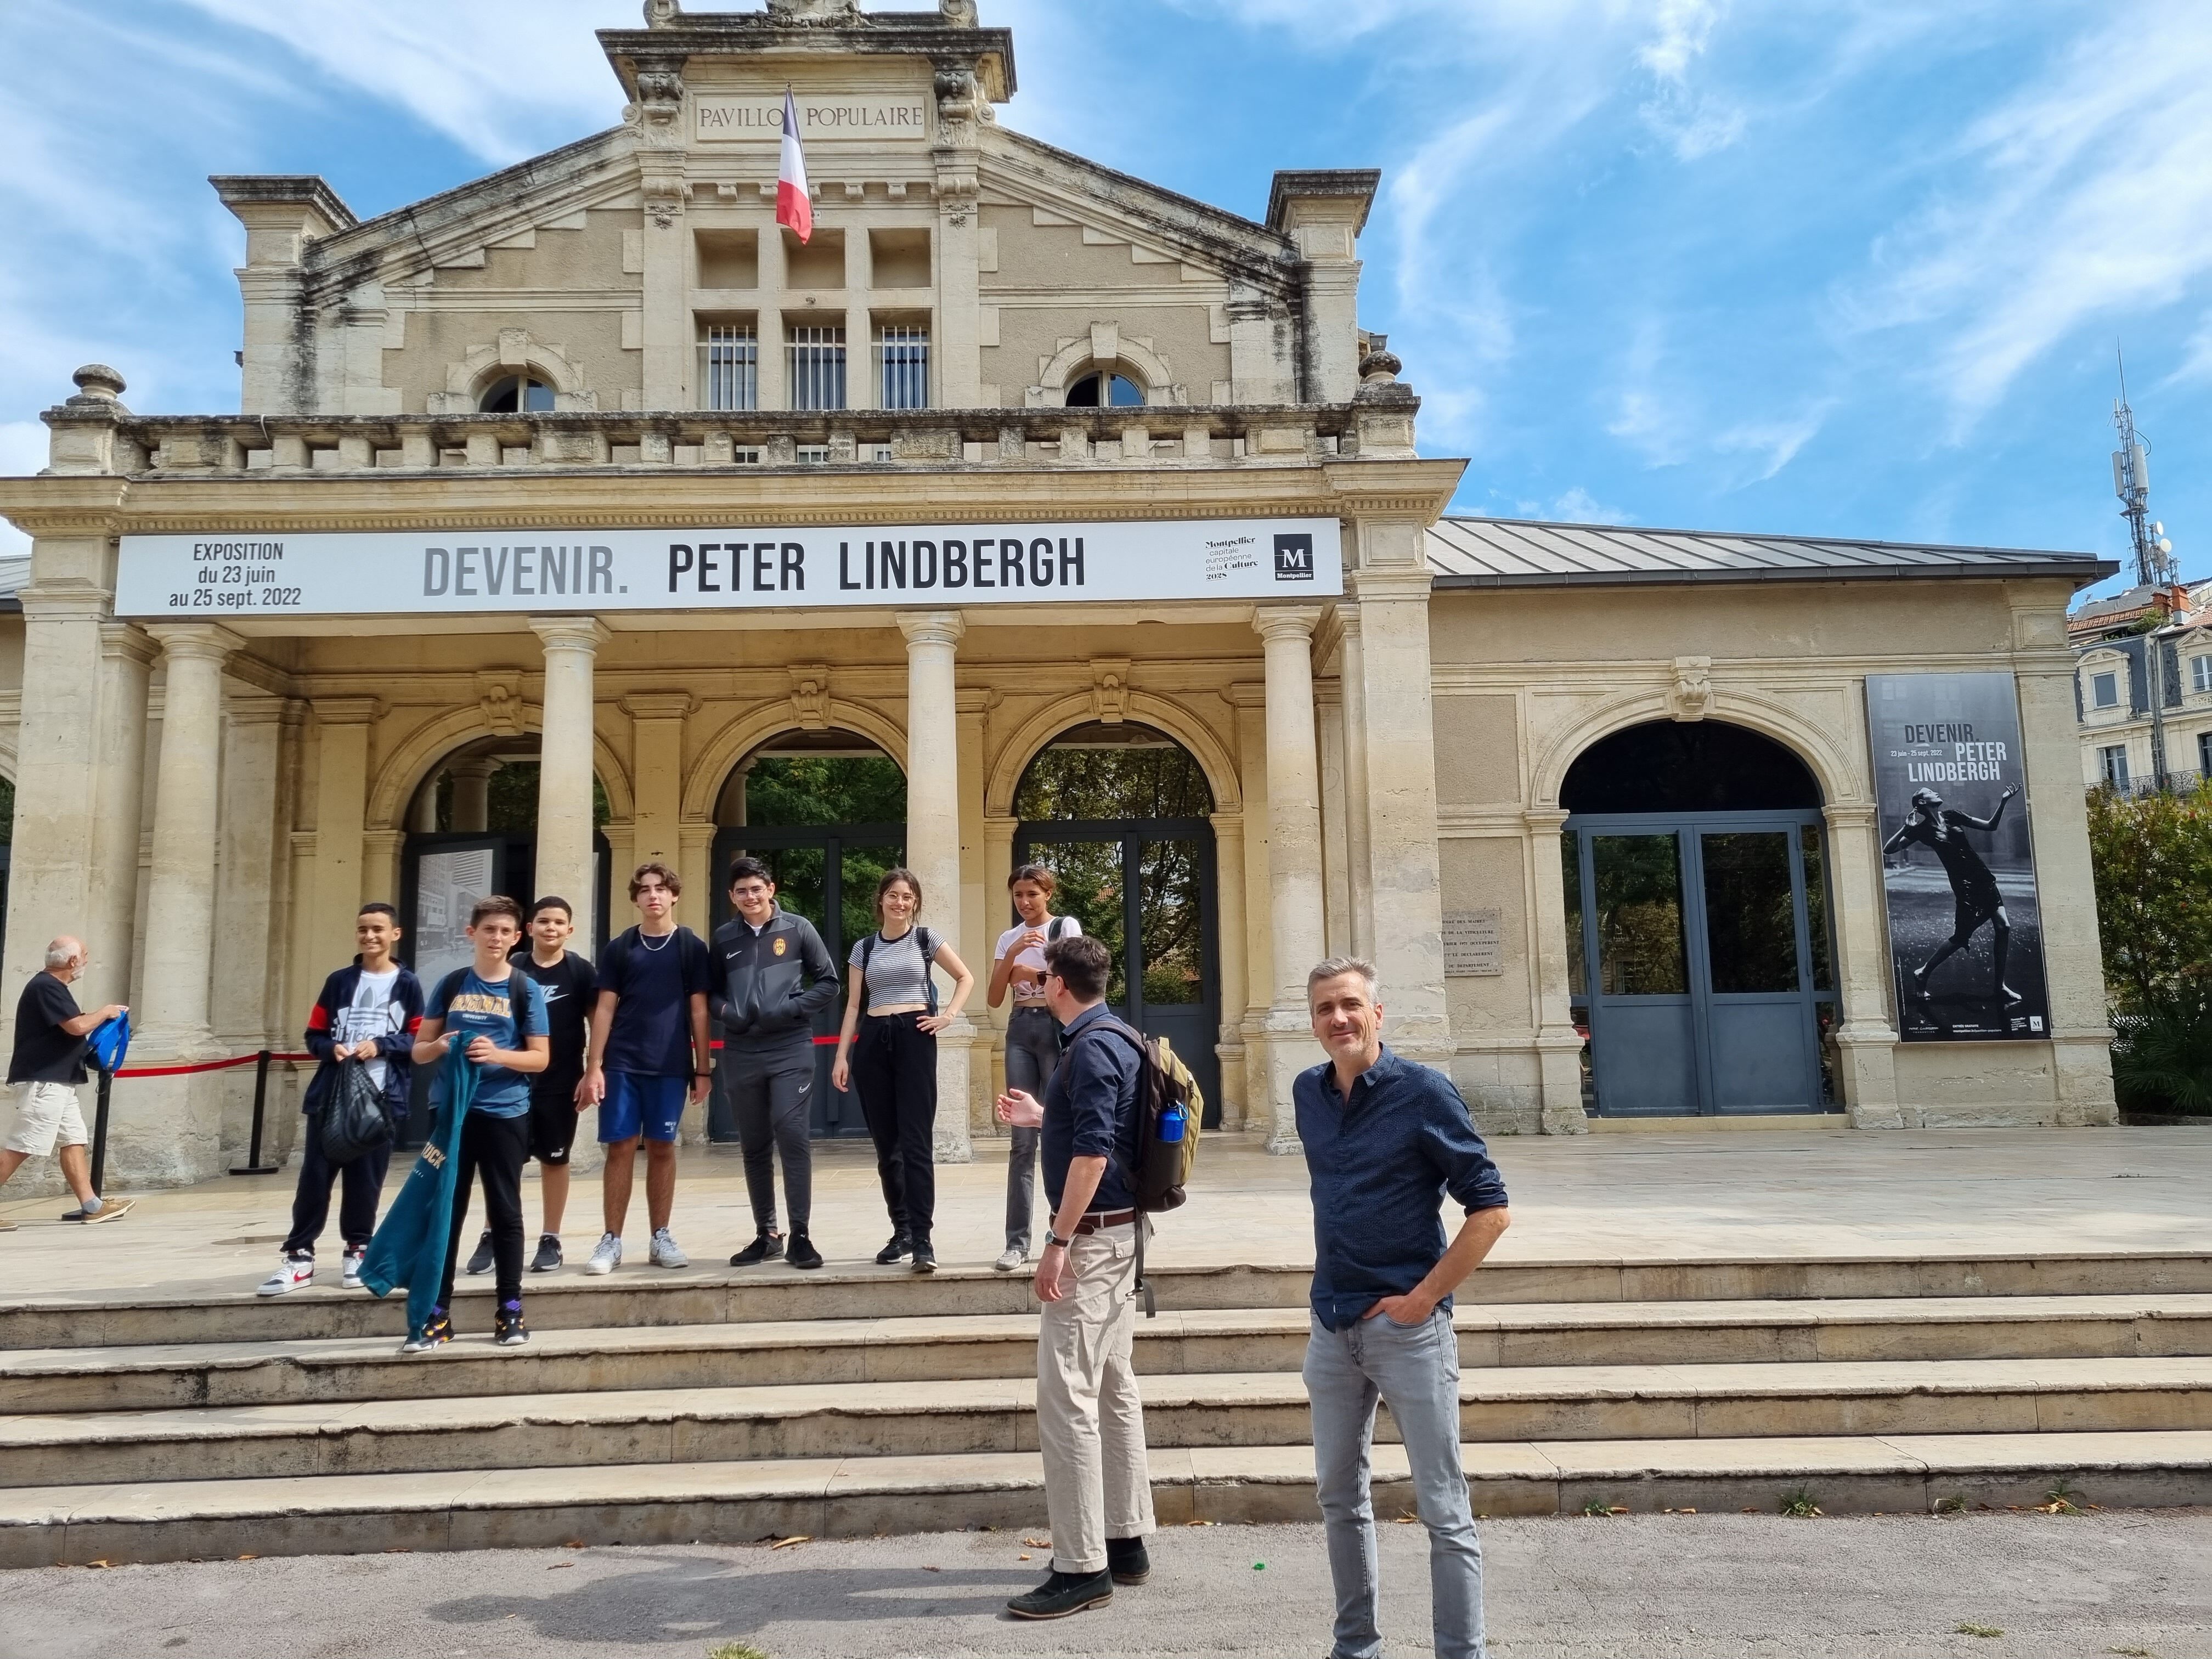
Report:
1273,533,1316,580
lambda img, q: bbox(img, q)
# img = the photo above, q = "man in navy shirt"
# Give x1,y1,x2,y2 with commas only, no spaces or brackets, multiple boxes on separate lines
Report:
994,933,1154,1622
1296,956,1510,1659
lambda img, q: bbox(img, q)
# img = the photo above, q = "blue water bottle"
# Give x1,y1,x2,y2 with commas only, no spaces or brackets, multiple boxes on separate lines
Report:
1159,1104,1186,1142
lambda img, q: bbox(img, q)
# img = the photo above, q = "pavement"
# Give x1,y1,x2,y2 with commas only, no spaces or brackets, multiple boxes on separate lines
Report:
4,1512,2208,1658
3,1124,2209,1307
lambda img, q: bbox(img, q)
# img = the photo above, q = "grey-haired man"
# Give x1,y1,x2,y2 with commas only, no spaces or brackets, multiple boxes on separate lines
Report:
0,936,132,1227
1298,956,1510,1659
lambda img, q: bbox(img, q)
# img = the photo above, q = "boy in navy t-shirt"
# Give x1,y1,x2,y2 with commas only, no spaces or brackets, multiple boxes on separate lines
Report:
408,895,550,1351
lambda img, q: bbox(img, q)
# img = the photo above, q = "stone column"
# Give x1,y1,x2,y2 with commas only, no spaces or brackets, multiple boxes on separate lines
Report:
447,757,496,834
1338,605,1374,958
407,777,442,834
87,623,155,1018
623,691,692,913
981,810,1017,1121
212,695,288,1156
1824,802,1904,1128
679,822,716,940
1254,607,1327,1150
1524,809,1592,1135
1228,685,1273,1133
957,691,994,1134
1348,565,1452,1068
307,698,379,972
1210,809,1250,1130
532,618,608,945
129,625,239,1183
1317,679,1351,955
901,611,972,1162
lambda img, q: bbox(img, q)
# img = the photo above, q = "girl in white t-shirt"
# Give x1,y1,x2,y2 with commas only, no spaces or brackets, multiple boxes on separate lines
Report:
986,863,1082,1272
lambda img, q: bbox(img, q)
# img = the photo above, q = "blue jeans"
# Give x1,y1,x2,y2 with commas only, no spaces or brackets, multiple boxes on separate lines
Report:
1303,1307,1485,1659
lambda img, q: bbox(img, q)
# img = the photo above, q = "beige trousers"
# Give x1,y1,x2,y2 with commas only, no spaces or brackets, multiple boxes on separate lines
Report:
1035,1220,1155,1573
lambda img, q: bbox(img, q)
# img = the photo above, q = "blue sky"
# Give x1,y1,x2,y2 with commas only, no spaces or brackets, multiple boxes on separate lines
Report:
3,0,2208,602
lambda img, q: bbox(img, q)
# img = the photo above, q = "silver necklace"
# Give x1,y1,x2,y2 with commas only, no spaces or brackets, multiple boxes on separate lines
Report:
637,926,676,952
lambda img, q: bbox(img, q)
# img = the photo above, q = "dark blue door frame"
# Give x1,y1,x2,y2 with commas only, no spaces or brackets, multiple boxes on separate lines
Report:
1567,810,1838,1117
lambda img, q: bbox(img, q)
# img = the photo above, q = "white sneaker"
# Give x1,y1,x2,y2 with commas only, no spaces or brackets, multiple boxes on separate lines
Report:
994,1246,1027,1273
341,1246,366,1289
650,1227,689,1269
583,1232,622,1276
258,1254,313,1296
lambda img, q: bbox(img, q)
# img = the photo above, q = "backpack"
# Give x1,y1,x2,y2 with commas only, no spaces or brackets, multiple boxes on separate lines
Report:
433,967,534,1035
1091,1015,1205,1318
320,1056,395,1166
859,927,939,1014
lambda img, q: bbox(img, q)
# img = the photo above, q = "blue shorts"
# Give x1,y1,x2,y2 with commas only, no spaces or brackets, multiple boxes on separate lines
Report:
599,1071,688,1145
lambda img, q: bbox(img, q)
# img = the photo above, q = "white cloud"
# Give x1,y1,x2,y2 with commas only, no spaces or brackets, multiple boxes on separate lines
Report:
2166,312,2212,390
1848,1,2212,432
1716,400,1833,483
173,0,624,167
1549,486,1632,523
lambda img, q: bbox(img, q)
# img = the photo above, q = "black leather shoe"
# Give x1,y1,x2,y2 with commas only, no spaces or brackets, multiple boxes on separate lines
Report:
786,1231,823,1270
1107,1535,1150,1584
874,1232,912,1265
728,1231,782,1267
1006,1569,1113,1620
910,1239,936,1274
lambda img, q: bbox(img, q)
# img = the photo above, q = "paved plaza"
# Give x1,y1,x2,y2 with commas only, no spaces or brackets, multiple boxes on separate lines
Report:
3,1123,2207,1307
5,1512,2208,1659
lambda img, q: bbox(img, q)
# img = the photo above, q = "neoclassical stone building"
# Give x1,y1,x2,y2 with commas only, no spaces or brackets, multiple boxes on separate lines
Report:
0,0,2118,1189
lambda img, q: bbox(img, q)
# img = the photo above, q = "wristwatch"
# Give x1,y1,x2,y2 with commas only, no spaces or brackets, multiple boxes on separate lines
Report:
1043,1227,1074,1250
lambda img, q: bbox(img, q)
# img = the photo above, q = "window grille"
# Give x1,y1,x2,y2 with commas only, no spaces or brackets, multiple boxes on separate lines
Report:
877,324,930,410
786,325,847,411
699,324,758,411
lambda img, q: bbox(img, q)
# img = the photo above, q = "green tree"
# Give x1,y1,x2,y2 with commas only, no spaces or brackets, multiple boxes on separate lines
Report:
2086,781,2212,1114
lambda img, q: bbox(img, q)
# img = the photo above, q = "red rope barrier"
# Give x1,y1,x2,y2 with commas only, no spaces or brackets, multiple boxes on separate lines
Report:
112,1050,315,1079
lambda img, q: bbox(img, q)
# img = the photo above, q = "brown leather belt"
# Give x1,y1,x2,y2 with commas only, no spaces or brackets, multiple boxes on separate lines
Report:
1074,1208,1137,1234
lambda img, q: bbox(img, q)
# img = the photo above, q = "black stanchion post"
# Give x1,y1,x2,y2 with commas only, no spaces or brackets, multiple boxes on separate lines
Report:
89,1067,114,1197
230,1049,281,1176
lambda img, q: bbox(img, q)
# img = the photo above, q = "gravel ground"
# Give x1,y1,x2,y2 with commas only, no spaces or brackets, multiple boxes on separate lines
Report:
8,1511,2210,1658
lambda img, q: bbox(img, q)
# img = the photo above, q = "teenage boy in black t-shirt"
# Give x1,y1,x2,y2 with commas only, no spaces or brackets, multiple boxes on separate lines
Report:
466,895,597,1276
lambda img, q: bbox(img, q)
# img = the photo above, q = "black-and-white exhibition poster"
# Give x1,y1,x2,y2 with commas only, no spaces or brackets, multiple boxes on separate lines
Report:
1865,672,2049,1042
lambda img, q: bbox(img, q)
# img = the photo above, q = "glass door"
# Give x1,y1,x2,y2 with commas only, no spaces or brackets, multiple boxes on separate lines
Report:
1582,832,1699,1115
1013,818,1221,1127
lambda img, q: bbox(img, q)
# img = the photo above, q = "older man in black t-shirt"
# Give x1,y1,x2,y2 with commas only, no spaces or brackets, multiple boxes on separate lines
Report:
0,935,133,1226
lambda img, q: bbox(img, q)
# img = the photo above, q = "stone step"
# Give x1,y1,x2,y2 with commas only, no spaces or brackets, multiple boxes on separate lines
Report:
4,1430,2207,1566
10,1252,2208,1350
7,1357,2208,1485
9,1295,2208,1414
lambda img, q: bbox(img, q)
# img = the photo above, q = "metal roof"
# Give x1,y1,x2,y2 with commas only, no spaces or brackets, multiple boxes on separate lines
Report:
1427,517,2117,590
0,555,25,613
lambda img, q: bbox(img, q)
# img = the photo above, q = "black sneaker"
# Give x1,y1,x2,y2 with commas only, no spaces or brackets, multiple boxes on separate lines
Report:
1007,1569,1114,1621
465,1229,494,1276
494,1300,529,1347
786,1232,824,1271
729,1230,783,1267
530,1234,562,1273
1107,1536,1151,1585
911,1239,936,1274
874,1231,912,1265
400,1308,453,1355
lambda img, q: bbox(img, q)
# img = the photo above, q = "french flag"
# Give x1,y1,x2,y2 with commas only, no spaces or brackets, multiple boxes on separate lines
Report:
776,88,812,243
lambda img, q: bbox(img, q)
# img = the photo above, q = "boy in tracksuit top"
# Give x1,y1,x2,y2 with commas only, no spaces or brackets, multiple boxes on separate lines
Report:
714,856,840,1270
258,902,425,1295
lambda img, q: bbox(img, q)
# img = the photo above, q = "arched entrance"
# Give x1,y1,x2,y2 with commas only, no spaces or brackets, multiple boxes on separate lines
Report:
1562,721,1839,1117
397,738,612,1144
1013,722,1221,1126
709,729,905,1139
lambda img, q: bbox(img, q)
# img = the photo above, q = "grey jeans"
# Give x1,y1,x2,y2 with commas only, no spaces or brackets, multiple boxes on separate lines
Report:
725,1043,814,1233
1002,1006,1059,1252
1303,1306,1485,1659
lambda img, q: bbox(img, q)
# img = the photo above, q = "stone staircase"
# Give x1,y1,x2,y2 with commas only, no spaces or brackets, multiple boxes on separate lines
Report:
4,1252,2210,1566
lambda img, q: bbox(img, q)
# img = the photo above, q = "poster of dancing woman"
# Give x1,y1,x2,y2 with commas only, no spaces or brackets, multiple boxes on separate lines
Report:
1865,673,2051,1042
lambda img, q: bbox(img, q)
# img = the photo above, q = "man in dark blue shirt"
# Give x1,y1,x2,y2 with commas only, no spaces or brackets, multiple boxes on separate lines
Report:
1296,956,1510,1659
994,933,1154,1622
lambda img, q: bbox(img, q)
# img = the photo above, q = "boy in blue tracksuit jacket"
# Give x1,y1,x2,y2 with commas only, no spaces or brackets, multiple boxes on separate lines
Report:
256,904,425,1296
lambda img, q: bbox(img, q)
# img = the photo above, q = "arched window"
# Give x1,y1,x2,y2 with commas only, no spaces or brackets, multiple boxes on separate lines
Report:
478,375,556,413
1064,369,1144,408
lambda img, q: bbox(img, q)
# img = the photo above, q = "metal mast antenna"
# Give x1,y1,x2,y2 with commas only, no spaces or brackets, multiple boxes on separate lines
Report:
2112,348,2180,787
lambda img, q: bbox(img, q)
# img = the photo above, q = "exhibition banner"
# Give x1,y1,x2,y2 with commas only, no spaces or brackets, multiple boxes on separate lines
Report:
1864,672,2050,1041
112,516,1341,618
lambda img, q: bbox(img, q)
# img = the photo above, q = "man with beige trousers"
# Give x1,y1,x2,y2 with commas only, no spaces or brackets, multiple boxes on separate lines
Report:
994,932,1154,1622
